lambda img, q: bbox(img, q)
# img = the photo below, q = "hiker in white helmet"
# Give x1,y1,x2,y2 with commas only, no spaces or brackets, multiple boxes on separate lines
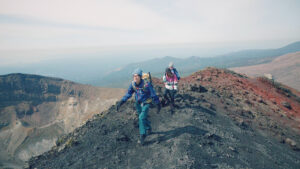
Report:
168,62,180,80
162,63,180,114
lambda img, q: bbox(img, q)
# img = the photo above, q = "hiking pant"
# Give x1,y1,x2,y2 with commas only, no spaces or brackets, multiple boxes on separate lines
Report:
135,102,151,135
163,89,177,105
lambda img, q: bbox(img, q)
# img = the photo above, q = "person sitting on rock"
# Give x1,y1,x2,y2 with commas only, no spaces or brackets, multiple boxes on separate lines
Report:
116,68,161,145
163,67,179,113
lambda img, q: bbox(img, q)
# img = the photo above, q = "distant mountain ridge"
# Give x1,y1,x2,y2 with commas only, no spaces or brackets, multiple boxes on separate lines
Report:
0,73,66,106
214,41,300,67
231,52,300,91
96,41,300,88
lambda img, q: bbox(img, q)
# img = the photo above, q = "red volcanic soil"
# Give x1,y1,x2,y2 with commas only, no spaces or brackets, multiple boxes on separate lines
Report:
179,67,300,132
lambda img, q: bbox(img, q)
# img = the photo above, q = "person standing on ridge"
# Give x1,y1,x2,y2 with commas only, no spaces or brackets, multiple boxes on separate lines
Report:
163,67,179,113
116,68,161,145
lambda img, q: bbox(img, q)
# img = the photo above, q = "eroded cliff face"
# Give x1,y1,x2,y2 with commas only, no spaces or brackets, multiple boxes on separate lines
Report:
28,68,300,169
0,73,125,168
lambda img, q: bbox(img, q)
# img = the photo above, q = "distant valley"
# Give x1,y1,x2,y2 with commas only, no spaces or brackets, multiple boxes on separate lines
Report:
96,41,300,88
1,41,299,89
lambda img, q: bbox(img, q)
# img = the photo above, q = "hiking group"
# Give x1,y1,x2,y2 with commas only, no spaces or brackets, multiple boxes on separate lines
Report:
116,62,180,145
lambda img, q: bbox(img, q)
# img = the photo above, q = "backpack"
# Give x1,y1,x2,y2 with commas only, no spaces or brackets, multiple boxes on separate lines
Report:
142,72,152,84
132,72,153,103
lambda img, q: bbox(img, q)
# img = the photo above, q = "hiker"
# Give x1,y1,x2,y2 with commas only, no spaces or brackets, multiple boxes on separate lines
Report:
168,62,180,80
162,67,179,113
116,68,161,145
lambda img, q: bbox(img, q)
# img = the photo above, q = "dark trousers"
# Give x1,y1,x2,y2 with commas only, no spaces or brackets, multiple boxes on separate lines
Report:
163,89,177,105
135,102,151,135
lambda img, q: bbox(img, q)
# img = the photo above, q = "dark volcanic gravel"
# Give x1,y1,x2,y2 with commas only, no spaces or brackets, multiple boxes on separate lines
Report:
27,68,300,169
27,91,300,169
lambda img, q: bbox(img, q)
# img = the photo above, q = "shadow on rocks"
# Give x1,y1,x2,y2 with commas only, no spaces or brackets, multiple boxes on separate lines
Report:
191,105,216,116
145,125,208,145
175,103,216,116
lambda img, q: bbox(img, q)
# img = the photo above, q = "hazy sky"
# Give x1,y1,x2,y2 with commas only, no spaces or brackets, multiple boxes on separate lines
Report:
0,0,300,66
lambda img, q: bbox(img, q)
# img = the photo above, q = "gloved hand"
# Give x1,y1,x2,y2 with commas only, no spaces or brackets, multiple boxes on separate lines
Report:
156,103,161,114
116,100,125,111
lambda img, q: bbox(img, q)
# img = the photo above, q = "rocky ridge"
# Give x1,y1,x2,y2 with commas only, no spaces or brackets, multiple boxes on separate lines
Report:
27,68,300,169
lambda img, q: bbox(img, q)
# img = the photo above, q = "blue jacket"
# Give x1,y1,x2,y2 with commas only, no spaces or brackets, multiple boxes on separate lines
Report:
121,79,160,104
171,68,180,80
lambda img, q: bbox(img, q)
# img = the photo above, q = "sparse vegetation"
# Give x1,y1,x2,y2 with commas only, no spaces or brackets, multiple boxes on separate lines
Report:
224,69,248,78
55,137,65,147
65,138,75,148
257,76,300,102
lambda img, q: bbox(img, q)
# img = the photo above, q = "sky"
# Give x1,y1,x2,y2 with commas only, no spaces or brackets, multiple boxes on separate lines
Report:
0,0,300,66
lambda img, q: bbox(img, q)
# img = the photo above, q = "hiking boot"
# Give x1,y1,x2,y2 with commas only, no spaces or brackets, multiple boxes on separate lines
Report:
138,134,146,145
161,99,168,107
146,128,152,136
170,109,174,115
170,104,175,114
173,103,179,108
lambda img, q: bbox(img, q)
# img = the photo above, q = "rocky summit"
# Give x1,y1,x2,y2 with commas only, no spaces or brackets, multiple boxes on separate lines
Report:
27,68,300,169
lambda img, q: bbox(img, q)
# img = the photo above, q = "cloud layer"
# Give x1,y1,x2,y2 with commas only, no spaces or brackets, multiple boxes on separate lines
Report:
0,0,299,51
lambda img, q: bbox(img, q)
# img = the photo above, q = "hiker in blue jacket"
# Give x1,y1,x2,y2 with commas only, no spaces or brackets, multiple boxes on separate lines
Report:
116,68,161,145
